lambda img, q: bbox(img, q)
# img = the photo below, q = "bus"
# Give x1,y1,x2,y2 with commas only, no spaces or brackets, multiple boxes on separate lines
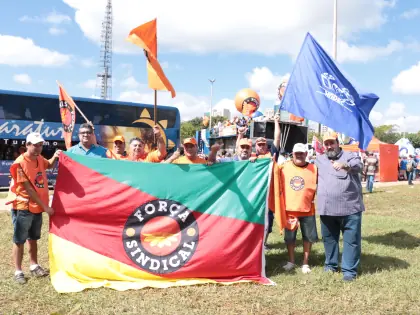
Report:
0,89,181,188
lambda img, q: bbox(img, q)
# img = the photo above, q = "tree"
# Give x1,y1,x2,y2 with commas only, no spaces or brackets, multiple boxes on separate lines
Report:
374,125,400,144
180,116,229,141
307,130,321,142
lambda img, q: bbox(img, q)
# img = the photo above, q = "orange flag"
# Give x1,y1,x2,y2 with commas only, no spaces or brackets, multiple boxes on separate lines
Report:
127,19,176,98
289,113,305,123
57,83,76,149
268,161,288,232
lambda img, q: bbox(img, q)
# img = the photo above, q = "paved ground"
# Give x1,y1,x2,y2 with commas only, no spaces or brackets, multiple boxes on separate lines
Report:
0,180,417,212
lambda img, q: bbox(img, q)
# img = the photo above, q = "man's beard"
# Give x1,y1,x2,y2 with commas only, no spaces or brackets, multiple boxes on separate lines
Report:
326,149,339,159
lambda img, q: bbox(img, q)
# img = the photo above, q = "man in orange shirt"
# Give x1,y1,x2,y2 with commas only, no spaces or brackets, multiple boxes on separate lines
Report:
106,135,128,160
280,143,318,274
127,126,167,162
164,138,217,164
8,132,61,284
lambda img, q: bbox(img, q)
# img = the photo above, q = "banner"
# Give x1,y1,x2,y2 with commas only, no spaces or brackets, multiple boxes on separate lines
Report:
49,153,273,292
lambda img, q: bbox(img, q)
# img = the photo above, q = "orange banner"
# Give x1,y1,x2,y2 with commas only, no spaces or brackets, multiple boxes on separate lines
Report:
57,83,76,149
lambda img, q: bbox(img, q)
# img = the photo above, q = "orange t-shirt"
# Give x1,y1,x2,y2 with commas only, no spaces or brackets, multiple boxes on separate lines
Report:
106,150,128,160
128,150,164,163
257,152,272,159
14,155,50,212
280,161,317,217
172,156,207,164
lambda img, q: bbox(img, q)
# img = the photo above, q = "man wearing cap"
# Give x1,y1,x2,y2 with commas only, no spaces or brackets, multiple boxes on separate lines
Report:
277,143,318,273
7,132,61,284
219,138,252,162
315,132,364,281
106,135,128,160
68,123,108,158
127,126,166,162
164,138,217,164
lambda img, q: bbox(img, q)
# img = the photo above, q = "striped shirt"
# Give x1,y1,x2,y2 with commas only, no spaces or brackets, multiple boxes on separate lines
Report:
315,149,364,216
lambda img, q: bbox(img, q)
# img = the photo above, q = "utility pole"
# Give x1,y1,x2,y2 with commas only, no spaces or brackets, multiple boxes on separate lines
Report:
208,79,215,130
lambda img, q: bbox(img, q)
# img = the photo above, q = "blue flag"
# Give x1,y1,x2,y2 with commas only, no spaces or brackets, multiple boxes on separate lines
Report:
280,33,379,149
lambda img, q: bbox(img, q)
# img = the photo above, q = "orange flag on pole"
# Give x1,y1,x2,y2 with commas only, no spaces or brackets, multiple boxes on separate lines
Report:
57,82,76,149
127,19,176,98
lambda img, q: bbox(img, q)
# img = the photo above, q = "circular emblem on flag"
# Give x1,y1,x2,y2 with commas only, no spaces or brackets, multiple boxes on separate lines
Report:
34,172,44,188
123,199,199,274
290,176,305,191
59,100,75,133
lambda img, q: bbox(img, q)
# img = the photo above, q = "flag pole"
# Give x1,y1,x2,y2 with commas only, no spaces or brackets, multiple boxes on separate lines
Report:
333,0,338,60
154,89,157,144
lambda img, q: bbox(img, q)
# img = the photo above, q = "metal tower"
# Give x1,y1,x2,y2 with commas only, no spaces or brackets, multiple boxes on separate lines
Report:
96,0,113,100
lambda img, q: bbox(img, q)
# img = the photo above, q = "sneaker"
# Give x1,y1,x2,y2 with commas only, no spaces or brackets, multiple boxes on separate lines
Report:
282,262,296,271
30,265,49,277
14,272,26,284
324,266,337,273
302,264,311,274
343,275,356,282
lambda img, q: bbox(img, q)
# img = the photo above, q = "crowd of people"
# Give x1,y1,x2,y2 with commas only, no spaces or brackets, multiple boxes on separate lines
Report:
8,118,366,285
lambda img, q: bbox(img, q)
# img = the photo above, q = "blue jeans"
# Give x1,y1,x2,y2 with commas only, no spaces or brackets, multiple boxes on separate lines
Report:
320,212,362,278
284,215,318,244
407,171,414,185
11,210,43,244
366,175,374,193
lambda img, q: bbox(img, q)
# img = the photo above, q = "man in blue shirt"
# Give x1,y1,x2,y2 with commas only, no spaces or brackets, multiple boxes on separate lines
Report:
68,123,108,158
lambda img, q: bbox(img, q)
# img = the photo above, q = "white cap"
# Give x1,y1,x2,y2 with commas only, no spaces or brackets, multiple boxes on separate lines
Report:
292,143,307,153
26,132,45,145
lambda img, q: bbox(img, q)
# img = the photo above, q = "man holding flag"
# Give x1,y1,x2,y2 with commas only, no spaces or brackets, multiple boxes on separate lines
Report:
279,32,376,281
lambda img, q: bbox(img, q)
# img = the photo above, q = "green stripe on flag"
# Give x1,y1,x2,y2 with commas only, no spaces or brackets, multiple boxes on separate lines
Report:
64,153,269,225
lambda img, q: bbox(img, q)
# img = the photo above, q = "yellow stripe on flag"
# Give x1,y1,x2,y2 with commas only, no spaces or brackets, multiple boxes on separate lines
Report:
49,234,255,293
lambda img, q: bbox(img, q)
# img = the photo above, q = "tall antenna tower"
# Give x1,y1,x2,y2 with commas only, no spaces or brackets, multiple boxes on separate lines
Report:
96,0,113,100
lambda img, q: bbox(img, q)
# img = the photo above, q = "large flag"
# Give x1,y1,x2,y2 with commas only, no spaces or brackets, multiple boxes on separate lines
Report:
127,19,176,98
280,33,379,150
49,153,273,292
57,82,76,149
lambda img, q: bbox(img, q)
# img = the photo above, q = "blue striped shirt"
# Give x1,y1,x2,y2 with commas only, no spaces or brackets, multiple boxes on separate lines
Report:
315,149,364,216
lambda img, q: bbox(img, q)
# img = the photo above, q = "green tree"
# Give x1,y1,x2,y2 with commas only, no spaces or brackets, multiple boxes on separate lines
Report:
307,130,321,142
374,125,400,144
180,116,229,141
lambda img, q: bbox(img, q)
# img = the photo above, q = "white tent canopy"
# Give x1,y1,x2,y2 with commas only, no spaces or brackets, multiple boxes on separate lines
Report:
395,138,415,157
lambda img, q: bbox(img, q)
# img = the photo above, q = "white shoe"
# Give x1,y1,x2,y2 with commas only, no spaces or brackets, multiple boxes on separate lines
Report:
282,262,296,271
302,264,311,274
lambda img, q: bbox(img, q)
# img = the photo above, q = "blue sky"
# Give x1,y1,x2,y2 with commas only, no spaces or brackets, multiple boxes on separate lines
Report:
0,0,420,131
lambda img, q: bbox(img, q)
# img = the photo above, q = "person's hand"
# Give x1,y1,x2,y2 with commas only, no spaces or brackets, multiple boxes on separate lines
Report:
53,150,62,159
153,125,162,138
238,126,248,135
274,114,281,123
211,143,223,152
44,206,54,216
249,156,257,163
332,161,347,171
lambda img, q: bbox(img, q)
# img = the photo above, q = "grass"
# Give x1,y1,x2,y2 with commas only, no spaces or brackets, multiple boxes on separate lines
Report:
0,185,419,315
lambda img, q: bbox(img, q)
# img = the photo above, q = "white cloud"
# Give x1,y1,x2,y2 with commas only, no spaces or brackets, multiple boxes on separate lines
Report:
82,79,97,89
0,35,71,66
337,40,404,63
120,76,142,89
49,27,67,35
160,61,182,70
63,0,398,62
13,74,32,85
245,67,289,101
391,62,420,95
45,11,72,24
369,110,383,122
80,58,95,67
385,102,405,117
371,102,420,133
20,11,71,24
400,8,420,20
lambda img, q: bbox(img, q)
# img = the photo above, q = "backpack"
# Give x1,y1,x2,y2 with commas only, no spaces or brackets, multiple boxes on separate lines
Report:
407,160,414,172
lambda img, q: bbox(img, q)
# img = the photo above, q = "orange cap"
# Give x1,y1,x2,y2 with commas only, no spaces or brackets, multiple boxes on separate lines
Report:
183,138,197,145
255,137,267,145
113,135,125,143
238,138,251,147
323,132,338,143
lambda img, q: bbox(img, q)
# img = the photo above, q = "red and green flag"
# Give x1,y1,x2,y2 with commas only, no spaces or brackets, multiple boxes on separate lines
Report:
49,153,274,292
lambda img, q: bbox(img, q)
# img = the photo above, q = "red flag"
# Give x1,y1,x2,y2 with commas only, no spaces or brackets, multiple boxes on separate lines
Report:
57,83,76,149
312,135,325,154
127,19,176,98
